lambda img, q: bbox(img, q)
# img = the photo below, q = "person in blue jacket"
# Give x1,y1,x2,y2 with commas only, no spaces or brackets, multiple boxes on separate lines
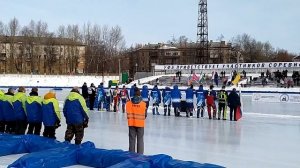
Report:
13,87,27,135
0,89,4,132
185,85,195,117
141,85,149,115
25,87,43,135
63,87,89,145
130,84,136,100
151,85,161,115
196,85,206,118
2,88,15,134
171,85,182,117
97,83,105,111
42,91,61,139
162,87,172,116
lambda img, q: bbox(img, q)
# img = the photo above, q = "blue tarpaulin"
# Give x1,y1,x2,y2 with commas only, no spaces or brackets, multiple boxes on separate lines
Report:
0,134,224,168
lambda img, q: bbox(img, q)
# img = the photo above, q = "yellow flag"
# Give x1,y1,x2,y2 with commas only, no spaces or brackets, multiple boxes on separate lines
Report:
232,73,241,85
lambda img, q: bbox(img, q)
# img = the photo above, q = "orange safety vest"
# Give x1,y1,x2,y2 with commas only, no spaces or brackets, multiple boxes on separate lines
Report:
126,101,146,127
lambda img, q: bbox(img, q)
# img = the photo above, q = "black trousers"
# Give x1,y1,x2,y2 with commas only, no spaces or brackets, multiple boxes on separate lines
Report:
15,120,28,135
89,96,95,110
0,121,6,133
27,122,42,135
65,124,84,145
5,121,16,134
218,103,227,120
163,105,171,116
230,106,237,121
43,126,56,139
129,126,144,154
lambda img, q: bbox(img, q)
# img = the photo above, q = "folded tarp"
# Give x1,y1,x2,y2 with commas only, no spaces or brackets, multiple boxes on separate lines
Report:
8,142,95,168
77,147,151,167
1,134,224,168
0,134,27,156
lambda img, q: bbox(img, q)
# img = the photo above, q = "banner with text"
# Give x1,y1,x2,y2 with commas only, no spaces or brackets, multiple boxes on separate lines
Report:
252,93,300,103
155,62,300,71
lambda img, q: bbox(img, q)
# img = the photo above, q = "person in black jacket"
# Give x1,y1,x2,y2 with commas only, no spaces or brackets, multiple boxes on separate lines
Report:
88,83,96,110
227,88,241,121
81,82,88,100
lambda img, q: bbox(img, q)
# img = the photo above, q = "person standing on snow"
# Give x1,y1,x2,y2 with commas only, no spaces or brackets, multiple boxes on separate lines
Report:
88,83,96,110
105,85,113,111
151,85,161,115
120,85,130,113
2,88,16,134
141,85,149,115
113,86,120,112
205,85,217,120
0,89,5,132
13,87,27,135
130,84,136,100
228,88,241,121
97,83,105,111
185,85,195,118
25,87,43,135
63,87,89,145
171,85,182,117
162,86,172,116
126,87,146,154
218,85,228,120
42,91,61,139
196,85,206,118
81,82,88,100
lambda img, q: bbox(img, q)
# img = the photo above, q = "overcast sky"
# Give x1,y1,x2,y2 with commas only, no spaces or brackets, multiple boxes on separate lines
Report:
1,0,299,53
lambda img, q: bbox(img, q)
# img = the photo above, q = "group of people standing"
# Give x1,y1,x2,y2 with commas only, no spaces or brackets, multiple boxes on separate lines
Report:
136,84,242,121
0,87,89,145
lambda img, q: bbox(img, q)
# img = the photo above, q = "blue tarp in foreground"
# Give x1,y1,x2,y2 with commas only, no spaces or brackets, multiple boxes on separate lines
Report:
0,134,224,168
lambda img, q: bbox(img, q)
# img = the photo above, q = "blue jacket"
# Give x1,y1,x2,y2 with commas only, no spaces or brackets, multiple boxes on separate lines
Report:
151,86,161,104
63,92,89,125
196,86,206,106
25,96,43,123
162,87,172,106
2,94,15,121
42,98,61,126
97,85,105,101
130,85,136,99
13,92,27,121
141,85,149,102
185,87,195,104
171,85,181,107
0,90,5,121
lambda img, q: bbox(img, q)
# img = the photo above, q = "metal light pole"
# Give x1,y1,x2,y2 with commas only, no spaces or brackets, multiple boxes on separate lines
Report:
118,58,121,83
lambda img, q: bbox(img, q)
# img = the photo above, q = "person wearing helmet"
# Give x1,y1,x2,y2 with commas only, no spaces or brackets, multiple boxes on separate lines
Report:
196,85,205,118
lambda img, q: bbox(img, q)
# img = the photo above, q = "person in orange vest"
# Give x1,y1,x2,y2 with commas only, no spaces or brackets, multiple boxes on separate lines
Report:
126,87,146,154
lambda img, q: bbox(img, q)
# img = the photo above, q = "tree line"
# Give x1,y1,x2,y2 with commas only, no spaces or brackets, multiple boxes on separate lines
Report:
0,18,125,74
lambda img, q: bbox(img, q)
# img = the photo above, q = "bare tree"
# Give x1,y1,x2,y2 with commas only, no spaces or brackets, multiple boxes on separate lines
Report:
7,17,20,73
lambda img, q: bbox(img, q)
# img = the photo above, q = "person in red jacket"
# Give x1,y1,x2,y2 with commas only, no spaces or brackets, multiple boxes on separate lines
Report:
205,85,217,119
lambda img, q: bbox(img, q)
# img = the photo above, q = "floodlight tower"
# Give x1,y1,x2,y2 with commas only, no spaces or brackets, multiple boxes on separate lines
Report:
197,0,209,63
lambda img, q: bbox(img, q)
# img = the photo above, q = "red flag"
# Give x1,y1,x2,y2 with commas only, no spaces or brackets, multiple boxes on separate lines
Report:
235,106,242,121
192,73,199,81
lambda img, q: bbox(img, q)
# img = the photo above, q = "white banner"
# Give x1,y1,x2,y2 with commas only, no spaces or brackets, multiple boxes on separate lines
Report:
252,93,300,103
155,62,300,71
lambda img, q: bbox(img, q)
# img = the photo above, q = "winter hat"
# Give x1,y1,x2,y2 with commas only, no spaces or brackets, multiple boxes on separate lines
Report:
18,87,26,93
44,92,56,100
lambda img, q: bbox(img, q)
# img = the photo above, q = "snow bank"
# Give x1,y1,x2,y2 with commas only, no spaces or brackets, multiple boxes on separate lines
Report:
0,74,119,88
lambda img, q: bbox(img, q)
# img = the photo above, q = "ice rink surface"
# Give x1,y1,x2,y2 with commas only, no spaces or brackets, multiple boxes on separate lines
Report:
0,88,300,168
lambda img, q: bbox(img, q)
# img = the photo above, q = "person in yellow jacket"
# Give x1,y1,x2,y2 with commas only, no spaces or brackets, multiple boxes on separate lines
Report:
42,91,61,139
0,89,5,132
126,87,146,154
13,87,27,135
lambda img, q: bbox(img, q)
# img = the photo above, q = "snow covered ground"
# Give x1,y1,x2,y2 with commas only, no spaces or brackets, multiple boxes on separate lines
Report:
0,88,300,167
0,74,118,87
